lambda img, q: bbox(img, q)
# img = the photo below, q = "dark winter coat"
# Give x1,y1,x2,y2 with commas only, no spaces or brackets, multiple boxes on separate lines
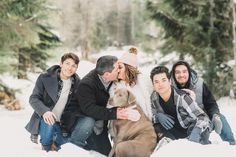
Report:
77,69,117,120
25,65,81,135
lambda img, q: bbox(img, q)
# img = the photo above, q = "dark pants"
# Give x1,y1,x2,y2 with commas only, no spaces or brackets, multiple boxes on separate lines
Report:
70,116,96,147
85,127,112,156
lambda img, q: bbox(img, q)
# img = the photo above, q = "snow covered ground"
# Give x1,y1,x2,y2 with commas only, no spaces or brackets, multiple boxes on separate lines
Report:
1,57,236,157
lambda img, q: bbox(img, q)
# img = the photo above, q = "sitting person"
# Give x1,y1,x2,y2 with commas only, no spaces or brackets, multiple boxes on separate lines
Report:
25,53,90,151
171,60,236,145
70,55,141,155
150,65,212,144
109,47,152,119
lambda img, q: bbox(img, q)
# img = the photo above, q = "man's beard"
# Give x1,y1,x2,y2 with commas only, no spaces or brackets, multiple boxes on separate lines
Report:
178,82,186,89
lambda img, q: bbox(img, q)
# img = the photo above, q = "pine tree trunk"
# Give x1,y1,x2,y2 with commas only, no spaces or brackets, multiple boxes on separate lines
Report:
17,50,27,79
232,1,236,97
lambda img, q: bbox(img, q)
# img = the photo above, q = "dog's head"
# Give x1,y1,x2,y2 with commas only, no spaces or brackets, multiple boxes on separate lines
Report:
109,88,136,108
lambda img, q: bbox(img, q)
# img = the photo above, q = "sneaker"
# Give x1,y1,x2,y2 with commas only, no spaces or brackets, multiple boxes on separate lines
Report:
51,142,60,151
42,144,51,152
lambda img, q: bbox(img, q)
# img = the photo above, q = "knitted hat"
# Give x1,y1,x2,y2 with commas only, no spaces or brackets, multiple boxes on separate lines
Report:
119,47,138,68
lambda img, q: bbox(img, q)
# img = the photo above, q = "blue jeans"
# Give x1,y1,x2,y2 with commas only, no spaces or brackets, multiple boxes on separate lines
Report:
39,119,68,147
219,114,235,143
70,116,95,148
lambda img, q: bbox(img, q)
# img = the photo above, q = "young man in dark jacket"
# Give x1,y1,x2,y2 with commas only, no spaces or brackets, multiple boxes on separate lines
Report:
25,53,93,151
171,60,235,145
70,55,141,155
150,66,212,144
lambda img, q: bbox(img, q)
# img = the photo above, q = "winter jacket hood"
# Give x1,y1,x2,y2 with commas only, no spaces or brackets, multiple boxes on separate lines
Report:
171,60,198,89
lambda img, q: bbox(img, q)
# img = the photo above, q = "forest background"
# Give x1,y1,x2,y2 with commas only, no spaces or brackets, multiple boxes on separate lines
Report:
1,0,236,99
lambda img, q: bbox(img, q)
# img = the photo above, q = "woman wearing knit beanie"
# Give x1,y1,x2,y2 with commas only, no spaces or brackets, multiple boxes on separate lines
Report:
109,47,152,120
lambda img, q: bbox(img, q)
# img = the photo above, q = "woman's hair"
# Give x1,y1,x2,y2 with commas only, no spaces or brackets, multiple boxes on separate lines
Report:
118,47,140,86
123,63,140,86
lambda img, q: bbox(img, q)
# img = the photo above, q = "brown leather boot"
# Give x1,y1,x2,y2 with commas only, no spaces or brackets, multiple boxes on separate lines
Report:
51,142,59,151
42,143,59,152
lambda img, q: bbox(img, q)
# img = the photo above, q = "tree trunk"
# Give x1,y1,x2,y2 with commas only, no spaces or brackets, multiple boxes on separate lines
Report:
17,50,27,79
232,1,236,98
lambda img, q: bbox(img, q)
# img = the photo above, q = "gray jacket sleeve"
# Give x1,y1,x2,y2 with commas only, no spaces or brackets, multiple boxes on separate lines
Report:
29,75,50,116
184,95,212,131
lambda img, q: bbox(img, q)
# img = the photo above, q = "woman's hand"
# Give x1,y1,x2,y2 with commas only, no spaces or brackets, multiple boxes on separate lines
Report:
117,105,141,121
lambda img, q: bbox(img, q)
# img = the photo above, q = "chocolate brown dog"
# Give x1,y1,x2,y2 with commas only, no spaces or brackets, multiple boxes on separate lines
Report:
108,88,157,157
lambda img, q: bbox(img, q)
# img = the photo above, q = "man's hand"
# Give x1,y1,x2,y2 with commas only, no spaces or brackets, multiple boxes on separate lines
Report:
182,88,196,101
43,111,56,125
117,105,141,121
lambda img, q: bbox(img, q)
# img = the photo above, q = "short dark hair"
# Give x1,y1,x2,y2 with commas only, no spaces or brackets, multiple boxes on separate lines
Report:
150,65,170,82
61,52,80,65
95,55,118,75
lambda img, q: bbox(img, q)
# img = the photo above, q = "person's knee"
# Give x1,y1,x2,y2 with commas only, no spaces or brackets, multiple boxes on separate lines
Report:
84,117,96,129
70,117,95,146
220,114,227,123
40,119,55,131
39,123,55,133
220,114,233,134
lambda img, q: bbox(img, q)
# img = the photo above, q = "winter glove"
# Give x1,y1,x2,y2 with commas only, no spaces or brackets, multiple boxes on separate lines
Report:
189,127,201,143
212,114,222,134
154,113,175,130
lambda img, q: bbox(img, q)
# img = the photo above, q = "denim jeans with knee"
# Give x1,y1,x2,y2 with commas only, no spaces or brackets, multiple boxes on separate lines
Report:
219,114,235,143
70,116,95,148
39,119,68,147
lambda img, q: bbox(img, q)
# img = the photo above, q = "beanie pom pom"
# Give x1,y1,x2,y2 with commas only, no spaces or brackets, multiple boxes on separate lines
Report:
128,47,138,55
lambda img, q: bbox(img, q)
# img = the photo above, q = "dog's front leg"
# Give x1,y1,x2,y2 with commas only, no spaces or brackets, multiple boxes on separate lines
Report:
108,144,116,157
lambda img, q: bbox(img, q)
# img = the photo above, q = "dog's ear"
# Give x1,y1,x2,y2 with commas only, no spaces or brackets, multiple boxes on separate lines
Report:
127,90,136,104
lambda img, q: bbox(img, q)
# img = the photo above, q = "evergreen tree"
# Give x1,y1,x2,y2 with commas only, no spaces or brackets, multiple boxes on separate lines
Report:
147,0,233,97
0,0,60,79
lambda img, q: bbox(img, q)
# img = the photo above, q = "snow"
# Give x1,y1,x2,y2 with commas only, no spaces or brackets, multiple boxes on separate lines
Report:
1,58,236,157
